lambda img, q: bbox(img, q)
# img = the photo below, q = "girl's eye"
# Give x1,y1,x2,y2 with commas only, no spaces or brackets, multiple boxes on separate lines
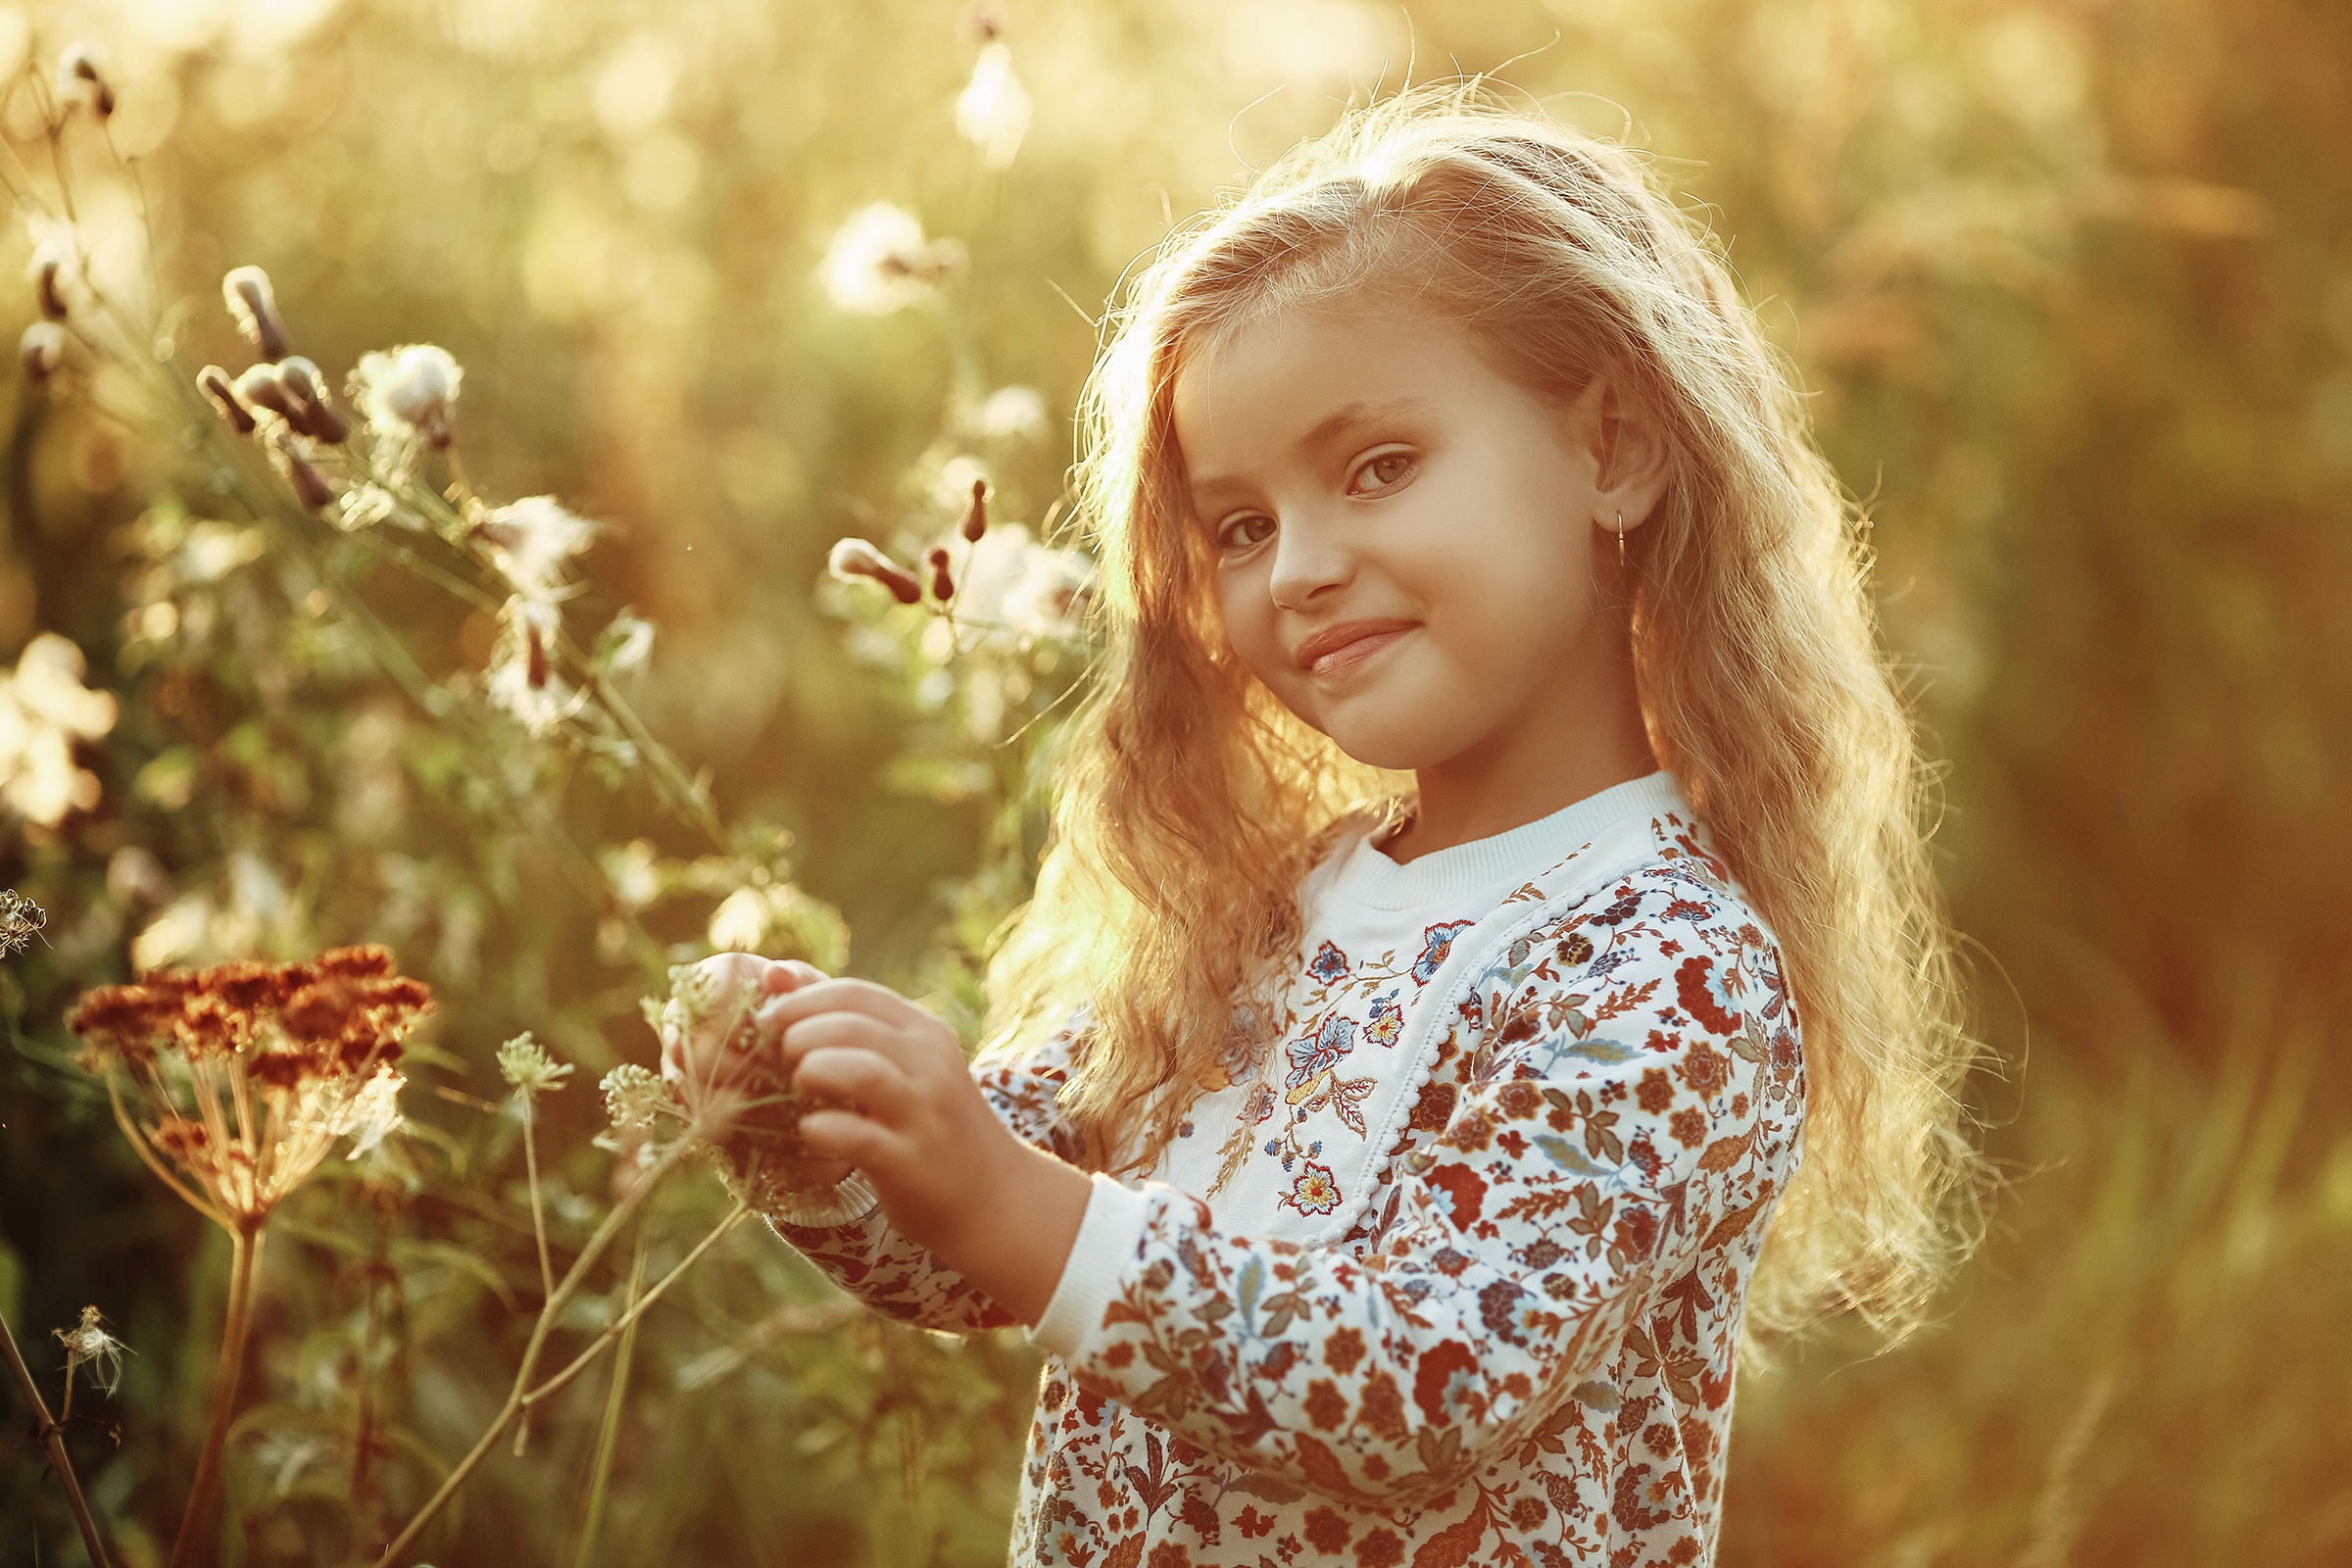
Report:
1217,514,1275,552
1350,451,1415,495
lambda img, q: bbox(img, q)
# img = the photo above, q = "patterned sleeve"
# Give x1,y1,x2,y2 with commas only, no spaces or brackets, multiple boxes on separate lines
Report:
767,1001,1095,1334
1029,868,1806,1507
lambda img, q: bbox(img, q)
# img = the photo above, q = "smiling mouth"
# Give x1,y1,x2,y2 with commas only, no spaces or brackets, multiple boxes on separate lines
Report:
1307,626,1412,680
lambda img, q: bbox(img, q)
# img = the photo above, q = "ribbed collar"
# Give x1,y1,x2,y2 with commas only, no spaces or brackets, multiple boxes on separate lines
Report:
1325,769,1688,911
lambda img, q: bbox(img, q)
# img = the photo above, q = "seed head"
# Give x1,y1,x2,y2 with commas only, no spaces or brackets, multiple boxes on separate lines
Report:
274,356,348,444
958,476,989,542
601,1062,680,1131
925,546,955,601
0,890,46,958
353,343,462,451
497,1031,574,1099
31,248,70,321
57,42,114,121
827,537,921,604
20,322,65,386
54,1306,128,1396
197,365,257,434
234,363,297,422
473,495,600,602
221,267,289,362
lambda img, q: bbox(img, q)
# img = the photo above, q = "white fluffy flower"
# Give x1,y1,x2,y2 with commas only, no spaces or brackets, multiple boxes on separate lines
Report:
484,595,580,737
940,524,1096,646
351,344,463,483
476,495,601,601
956,41,1032,171
817,202,962,315
0,634,119,827
53,1306,127,1396
601,1062,679,1130
338,1065,407,1160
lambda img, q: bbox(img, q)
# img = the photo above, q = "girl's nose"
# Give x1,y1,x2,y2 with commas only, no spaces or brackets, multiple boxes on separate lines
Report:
1264,506,1355,611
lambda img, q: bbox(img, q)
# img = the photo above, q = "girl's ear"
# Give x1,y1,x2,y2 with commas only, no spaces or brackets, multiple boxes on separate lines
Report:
1578,378,1673,535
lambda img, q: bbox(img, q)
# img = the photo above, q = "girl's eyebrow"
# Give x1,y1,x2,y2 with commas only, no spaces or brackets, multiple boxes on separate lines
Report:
1187,394,1438,511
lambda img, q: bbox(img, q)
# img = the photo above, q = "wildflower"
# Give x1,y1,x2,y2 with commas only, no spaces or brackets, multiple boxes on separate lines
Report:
827,537,921,604
975,385,1048,442
485,595,579,736
925,546,956,602
1,633,119,827
29,239,72,321
57,42,114,120
591,609,656,679
197,365,256,434
0,889,45,957
221,266,289,362
601,1062,679,1131
350,344,462,485
956,40,1031,171
473,495,600,601
273,356,349,444
958,474,989,541
497,1031,574,1099
817,202,963,315
67,947,434,1227
54,1307,127,1396
1000,542,1097,640
20,321,65,385
233,363,297,422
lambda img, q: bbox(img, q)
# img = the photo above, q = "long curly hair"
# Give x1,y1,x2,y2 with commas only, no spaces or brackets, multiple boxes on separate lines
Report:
978,83,1987,1343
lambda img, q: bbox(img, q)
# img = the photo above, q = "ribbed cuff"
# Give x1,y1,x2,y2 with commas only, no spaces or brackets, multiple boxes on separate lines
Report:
1025,1173,1151,1357
754,1168,883,1229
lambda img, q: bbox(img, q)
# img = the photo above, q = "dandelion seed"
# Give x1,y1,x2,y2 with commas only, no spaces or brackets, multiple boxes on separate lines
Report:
54,1306,128,1396
817,202,962,316
601,1062,679,1131
196,365,256,434
956,40,1031,171
958,475,989,542
19,321,64,386
57,42,114,120
221,266,289,362
925,546,956,602
0,889,46,957
497,1031,574,1099
827,537,922,604
473,495,600,602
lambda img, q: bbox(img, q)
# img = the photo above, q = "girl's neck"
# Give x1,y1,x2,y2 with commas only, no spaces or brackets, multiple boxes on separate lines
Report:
1375,649,1658,865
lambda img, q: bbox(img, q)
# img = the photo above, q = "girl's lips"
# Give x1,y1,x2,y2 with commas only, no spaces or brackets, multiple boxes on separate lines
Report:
1309,625,1412,679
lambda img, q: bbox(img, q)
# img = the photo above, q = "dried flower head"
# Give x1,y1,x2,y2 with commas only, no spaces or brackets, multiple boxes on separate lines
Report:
54,1306,127,1396
0,889,46,957
221,267,289,362
20,321,65,386
351,343,462,464
827,537,922,604
817,202,964,315
473,495,601,602
68,946,434,1228
57,42,114,120
957,475,989,542
600,1062,680,1131
233,363,296,422
273,356,349,444
197,365,257,434
497,1031,574,1099
925,546,956,602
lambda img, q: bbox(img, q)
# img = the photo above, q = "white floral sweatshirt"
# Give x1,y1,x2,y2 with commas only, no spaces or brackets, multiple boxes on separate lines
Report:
768,771,1806,1568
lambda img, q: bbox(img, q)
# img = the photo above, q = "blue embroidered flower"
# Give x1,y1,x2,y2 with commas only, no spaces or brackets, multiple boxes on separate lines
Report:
1413,920,1476,984
1284,1013,1356,1090
1365,990,1404,1047
1307,940,1349,983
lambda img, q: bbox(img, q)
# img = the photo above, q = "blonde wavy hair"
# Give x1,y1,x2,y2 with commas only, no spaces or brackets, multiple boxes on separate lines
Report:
977,83,1987,1343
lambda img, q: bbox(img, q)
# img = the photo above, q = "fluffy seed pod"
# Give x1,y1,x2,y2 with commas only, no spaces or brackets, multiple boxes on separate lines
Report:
958,476,988,542
197,365,257,434
363,343,462,450
286,456,333,511
274,356,348,443
525,620,550,689
234,363,297,422
58,43,114,120
21,322,66,385
221,266,289,362
925,546,956,601
827,537,922,605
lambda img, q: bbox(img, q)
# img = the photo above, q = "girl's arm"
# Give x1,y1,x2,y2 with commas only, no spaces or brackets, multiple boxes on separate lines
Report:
769,867,1804,1503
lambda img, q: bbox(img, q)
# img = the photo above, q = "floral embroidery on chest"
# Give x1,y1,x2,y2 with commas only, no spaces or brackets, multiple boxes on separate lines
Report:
1179,913,1482,1231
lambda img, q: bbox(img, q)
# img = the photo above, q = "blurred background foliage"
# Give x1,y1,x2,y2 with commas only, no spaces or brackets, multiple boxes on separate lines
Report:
1,0,2348,1564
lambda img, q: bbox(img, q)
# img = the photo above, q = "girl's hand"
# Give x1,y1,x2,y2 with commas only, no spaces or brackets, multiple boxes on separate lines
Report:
660,953,853,1193
754,976,1093,1325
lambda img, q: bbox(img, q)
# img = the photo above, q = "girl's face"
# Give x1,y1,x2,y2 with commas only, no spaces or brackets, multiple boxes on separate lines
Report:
1171,302,1657,776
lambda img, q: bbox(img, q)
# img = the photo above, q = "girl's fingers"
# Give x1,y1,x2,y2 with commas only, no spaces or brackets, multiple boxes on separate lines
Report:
792,1045,914,1122
756,976,921,1043
795,1107,900,1167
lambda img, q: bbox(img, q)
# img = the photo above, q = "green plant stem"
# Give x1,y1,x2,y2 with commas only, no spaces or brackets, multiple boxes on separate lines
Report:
169,1221,265,1568
519,1200,748,1414
0,1307,115,1568
568,1237,647,1568
368,1133,695,1568
521,1097,555,1300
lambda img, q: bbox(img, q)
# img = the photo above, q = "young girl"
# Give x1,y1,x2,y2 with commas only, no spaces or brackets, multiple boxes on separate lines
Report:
670,86,1983,1567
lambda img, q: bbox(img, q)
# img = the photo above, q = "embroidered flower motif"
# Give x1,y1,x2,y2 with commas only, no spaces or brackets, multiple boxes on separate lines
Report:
1284,1013,1355,1092
1282,1160,1342,1216
1675,955,1741,1035
1661,897,1714,922
1412,920,1475,985
1365,991,1403,1048
1307,940,1350,983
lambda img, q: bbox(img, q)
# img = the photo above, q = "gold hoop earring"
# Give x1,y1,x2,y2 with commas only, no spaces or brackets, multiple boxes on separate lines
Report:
1615,512,1627,566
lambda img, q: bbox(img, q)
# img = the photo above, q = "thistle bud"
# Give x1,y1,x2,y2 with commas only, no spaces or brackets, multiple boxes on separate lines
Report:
20,321,65,385
197,365,256,434
827,537,922,605
57,43,114,121
274,356,348,444
958,476,988,542
233,363,297,422
925,546,955,602
286,456,333,511
221,266,289,362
